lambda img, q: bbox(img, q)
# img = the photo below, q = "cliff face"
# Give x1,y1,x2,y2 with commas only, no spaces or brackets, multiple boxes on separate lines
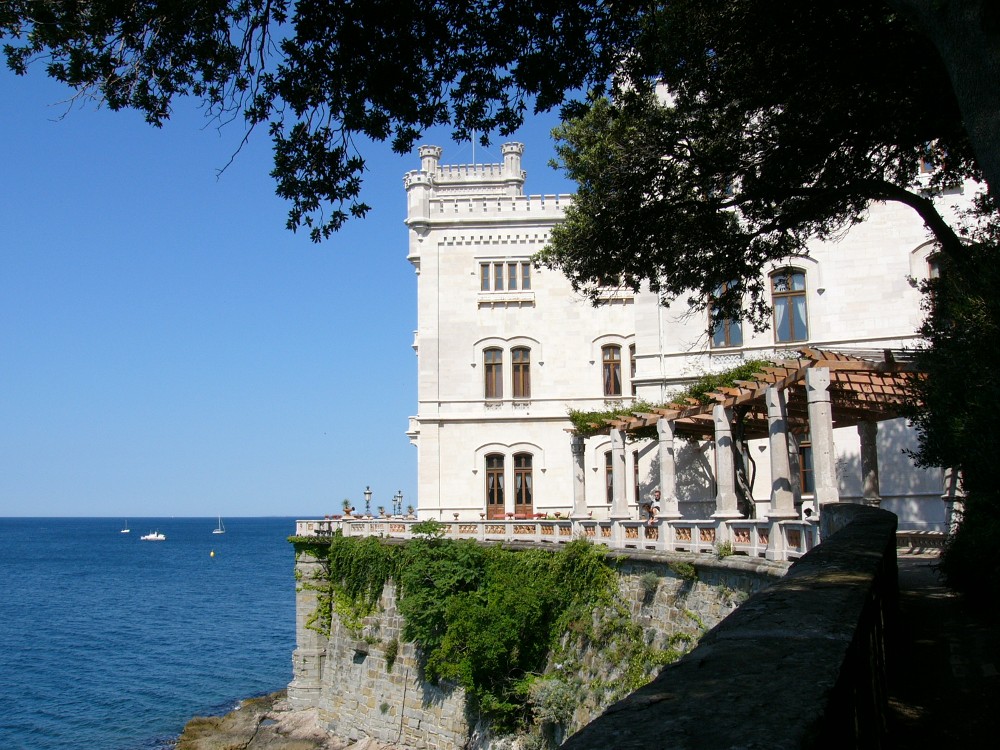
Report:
287,547,784,749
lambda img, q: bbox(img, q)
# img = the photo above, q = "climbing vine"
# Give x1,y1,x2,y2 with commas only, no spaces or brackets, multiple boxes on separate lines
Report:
568,358,773,438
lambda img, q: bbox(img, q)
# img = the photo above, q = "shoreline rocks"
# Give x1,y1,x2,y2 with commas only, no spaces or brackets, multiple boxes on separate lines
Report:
175,690,407,750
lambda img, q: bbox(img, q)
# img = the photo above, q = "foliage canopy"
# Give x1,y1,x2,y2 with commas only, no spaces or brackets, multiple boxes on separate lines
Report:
538,1,986,326
5,1,996,245
2,0,635,240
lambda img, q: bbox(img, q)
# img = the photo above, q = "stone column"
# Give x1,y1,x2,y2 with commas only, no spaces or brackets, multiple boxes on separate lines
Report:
657,418,681,518
805,367,839,508
570,435,588,519
610,429,630,520
941,467,965,536
287,548,328,709
858,420,881,507
712,405,741,518
766,386,798,520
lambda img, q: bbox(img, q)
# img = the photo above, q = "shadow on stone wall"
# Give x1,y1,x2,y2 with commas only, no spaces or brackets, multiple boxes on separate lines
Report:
561,505,899,750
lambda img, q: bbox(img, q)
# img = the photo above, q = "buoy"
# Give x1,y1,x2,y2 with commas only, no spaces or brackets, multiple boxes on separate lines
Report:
210,550,215,558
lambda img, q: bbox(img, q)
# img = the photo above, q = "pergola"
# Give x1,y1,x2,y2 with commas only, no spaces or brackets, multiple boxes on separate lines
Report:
569,348,925,557
598,348,918,440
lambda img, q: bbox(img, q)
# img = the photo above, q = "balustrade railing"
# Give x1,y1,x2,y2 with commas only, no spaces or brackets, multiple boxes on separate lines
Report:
294,515,819,561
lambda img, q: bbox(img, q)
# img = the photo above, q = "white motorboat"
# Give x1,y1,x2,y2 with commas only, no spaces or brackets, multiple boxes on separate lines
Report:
140,531,166,541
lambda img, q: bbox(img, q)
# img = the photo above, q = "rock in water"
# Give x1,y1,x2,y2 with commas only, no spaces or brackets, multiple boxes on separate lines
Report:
175,690,349,750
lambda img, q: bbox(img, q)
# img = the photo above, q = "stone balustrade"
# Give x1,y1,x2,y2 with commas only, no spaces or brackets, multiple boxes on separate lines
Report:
293,514,819,562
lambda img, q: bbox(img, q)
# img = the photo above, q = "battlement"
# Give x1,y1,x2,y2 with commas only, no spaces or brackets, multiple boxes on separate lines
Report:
403,142,527,198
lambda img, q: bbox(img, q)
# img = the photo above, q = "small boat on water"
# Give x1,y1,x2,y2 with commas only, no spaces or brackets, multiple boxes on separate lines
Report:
120,520,130,534
213,516,226,535
140,531,166,541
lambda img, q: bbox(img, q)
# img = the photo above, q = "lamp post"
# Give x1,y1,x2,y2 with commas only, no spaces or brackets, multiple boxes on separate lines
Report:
364,486,372,517
392,490,403,516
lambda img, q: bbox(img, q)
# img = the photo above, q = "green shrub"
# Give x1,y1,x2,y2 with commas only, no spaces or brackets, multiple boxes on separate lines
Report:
529,677,578,726
384,638,399,673
411,519,446,538
639,571,659,602
939,495,1000,615
668,561,697,581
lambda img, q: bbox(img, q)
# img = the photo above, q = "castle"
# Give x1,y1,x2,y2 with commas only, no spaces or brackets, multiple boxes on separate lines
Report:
403,142,965,532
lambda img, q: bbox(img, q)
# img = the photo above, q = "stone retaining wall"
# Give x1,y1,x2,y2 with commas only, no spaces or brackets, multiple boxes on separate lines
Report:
287,542,786,749
561,504,899,749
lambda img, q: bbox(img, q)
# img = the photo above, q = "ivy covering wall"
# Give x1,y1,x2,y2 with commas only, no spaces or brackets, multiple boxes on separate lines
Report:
291,534,694,735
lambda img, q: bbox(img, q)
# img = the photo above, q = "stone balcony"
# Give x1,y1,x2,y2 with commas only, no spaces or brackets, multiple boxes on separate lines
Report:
293,515,819,562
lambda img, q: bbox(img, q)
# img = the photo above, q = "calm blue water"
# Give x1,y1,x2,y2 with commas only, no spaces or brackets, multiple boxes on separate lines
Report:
0,518,297,750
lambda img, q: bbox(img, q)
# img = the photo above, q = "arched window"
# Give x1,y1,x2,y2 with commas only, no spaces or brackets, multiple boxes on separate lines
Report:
771,270,808,343
513,453,533,516
484,348,503,399
710,282,744,348
602,345,622,397
485,454,505,519
512,347,531,399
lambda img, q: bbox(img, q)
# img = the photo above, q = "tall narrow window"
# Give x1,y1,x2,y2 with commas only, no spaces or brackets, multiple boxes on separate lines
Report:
514,453,533,516
629,344,637,396
605,451,614,504
632,450,640,504
484,348,503,399
512,347,531,399
479,261,531,292
710,282,744,348
486,454,505,519
771,270,808,343
919,145,937,174
602,345,622,397
799,436,815,495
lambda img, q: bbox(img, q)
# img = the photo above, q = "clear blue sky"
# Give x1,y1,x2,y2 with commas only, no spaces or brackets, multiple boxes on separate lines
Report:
1,73,575,518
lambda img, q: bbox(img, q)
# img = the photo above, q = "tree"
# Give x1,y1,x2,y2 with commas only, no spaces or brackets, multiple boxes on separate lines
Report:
2,0,638,240
4,2,997,240
537,1,987,326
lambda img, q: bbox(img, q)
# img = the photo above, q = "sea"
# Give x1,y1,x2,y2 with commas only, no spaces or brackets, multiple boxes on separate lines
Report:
0,517,298,750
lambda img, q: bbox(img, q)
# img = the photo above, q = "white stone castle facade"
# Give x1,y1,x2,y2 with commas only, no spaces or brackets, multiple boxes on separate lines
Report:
404,143,964,531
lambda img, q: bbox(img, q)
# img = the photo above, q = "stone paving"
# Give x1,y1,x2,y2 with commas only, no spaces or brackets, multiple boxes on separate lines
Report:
889,550,999,747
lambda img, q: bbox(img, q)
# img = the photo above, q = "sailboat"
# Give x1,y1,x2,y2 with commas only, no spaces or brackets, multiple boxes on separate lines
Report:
213,516,226,535
120,520,130,534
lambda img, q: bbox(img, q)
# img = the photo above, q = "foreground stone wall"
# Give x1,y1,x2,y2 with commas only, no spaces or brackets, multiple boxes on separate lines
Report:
287,543,786,749
561,505,899,749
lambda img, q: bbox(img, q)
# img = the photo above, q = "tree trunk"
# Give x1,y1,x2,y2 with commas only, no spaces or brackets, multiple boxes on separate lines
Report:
891,0,1000,206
